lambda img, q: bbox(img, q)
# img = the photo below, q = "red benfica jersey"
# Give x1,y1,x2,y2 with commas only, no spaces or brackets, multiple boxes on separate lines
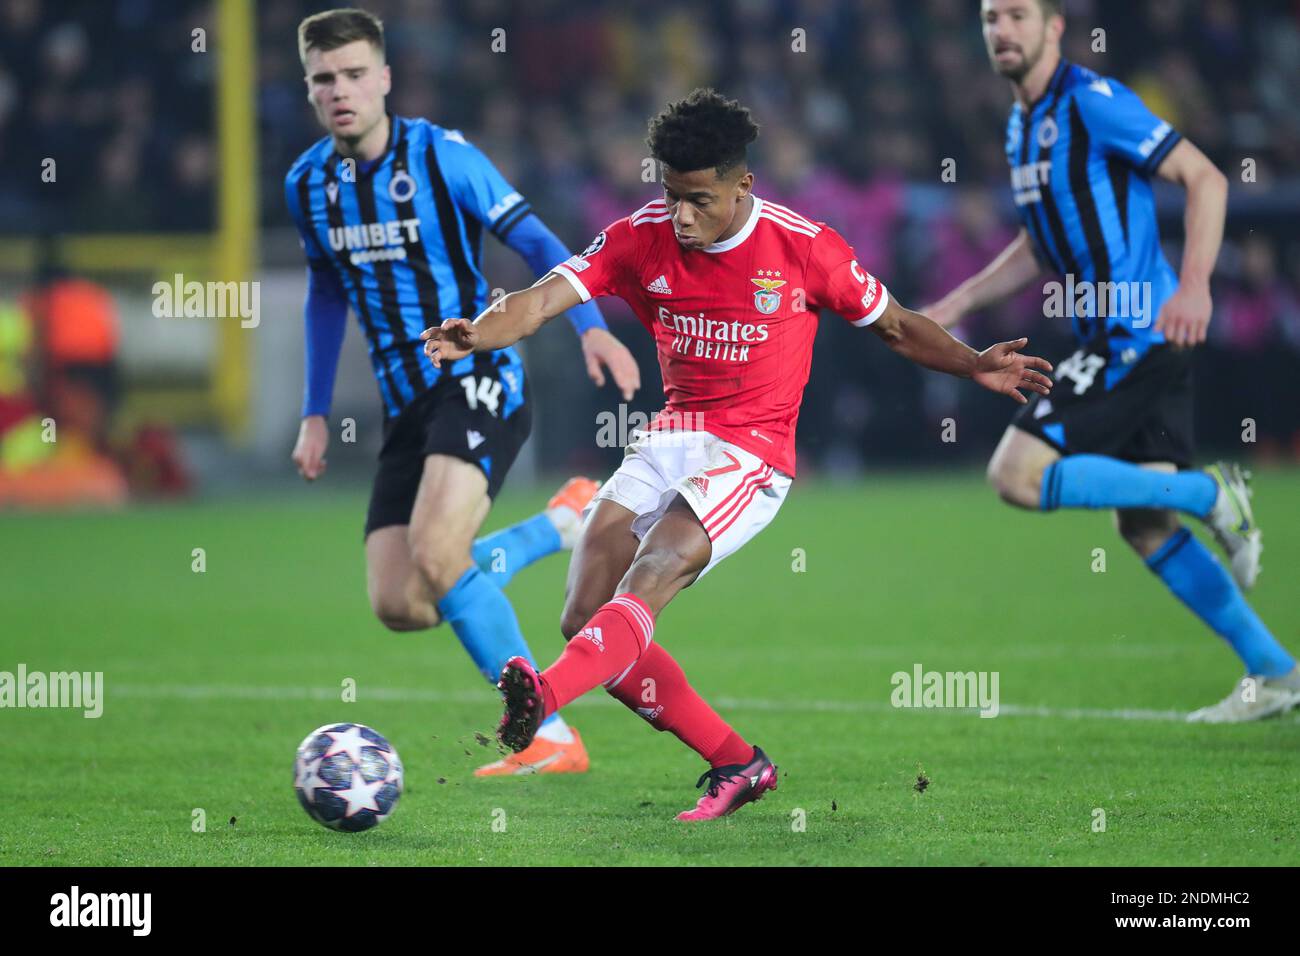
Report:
551,195,889,476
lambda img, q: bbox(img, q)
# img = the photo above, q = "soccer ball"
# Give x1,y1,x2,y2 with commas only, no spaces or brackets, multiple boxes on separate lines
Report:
293,722,404,831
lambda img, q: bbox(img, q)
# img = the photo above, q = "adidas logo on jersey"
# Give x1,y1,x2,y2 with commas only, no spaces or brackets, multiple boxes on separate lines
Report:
688,475,709,496
646,275,672,295
467,429,486,450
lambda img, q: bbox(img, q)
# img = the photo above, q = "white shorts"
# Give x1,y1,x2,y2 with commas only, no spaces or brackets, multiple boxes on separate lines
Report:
588,430,793,579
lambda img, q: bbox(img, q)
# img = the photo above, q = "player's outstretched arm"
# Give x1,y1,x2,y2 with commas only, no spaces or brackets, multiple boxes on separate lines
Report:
924,228,1042,328
420,272,582,368
869,296,1053,404
1152,139,1228,347
500,214,640,399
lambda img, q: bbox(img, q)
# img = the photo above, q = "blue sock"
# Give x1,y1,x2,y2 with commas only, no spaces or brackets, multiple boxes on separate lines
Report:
1146,528,1295,677
435,566,564,729
1041,455,1217,517
472,513,562,589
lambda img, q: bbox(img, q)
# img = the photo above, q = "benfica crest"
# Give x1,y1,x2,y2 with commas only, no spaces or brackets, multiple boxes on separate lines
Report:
751,271,786,314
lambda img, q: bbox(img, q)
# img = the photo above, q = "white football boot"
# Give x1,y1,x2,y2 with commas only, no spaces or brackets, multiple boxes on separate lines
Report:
1202,461,1262,591
1187,668,1300,723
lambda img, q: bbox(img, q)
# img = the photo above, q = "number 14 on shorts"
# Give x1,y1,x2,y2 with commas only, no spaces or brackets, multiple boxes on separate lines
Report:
1055,350,1106,396
461,375,503,416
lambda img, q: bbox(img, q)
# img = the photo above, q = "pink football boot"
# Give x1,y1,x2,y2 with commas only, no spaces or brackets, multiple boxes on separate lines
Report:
496,656,546,753
676,746,778,821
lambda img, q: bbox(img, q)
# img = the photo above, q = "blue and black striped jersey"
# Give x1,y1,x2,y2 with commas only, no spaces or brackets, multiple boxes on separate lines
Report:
286,115,528,419
1005,59,1183,387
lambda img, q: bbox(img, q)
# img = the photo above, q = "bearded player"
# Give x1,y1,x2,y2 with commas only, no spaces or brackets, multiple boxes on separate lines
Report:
286,8,642,775
925,0,1299,722
423,89,1053,820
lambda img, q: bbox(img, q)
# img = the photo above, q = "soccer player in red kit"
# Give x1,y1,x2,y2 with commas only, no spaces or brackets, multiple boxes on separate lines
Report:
422,89,1053,820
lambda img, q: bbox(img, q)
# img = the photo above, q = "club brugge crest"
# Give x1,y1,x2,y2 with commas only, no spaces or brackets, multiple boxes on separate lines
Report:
1037,115,1059,149
750,272,786,315
388,170,417,202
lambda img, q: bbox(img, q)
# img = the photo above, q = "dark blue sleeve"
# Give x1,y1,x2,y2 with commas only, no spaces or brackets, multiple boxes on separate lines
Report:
502,213,608,336
302,264,349,418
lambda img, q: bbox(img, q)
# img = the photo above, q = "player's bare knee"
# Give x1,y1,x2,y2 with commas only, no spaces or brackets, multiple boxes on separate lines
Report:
1123,528,1175,560
369,594,425,633
376,612,425,633
986,455,1041,509
1116,509,1180,559
408,541,466,600
985,449,1014,500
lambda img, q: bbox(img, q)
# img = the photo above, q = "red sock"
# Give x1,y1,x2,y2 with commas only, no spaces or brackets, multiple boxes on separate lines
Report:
540,595,655,716
605,642,753,768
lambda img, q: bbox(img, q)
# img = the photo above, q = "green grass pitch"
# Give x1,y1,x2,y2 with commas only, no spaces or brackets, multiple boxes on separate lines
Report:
3,471,1297,866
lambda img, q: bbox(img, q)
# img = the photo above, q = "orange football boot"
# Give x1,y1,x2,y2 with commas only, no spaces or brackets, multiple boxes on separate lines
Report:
474,727,590,776
548,475,600,513
547,476,600,549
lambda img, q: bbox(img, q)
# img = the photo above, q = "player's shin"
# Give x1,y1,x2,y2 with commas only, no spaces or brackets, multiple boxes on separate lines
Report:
1040,455,1217,516
1146,528,1296,677
436,566,543,683
539,595,655,715
604,643,753,768
437,567,575,738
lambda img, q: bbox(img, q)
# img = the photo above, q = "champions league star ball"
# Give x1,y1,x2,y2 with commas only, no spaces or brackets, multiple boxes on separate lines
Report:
293,723,404,831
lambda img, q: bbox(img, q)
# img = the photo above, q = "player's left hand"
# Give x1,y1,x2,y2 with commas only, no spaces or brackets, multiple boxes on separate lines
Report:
1154,282,1212,348
580,327,641,401
973,337,1053,405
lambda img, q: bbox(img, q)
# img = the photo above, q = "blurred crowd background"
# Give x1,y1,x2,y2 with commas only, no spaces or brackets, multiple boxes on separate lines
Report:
2,0,1300,504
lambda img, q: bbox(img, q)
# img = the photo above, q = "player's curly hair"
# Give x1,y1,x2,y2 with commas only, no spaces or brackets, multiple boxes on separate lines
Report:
646,88,760,178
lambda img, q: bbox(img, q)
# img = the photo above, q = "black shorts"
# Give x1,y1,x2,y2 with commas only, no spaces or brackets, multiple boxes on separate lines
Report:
364,360,531,536
1012,343,1194,468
